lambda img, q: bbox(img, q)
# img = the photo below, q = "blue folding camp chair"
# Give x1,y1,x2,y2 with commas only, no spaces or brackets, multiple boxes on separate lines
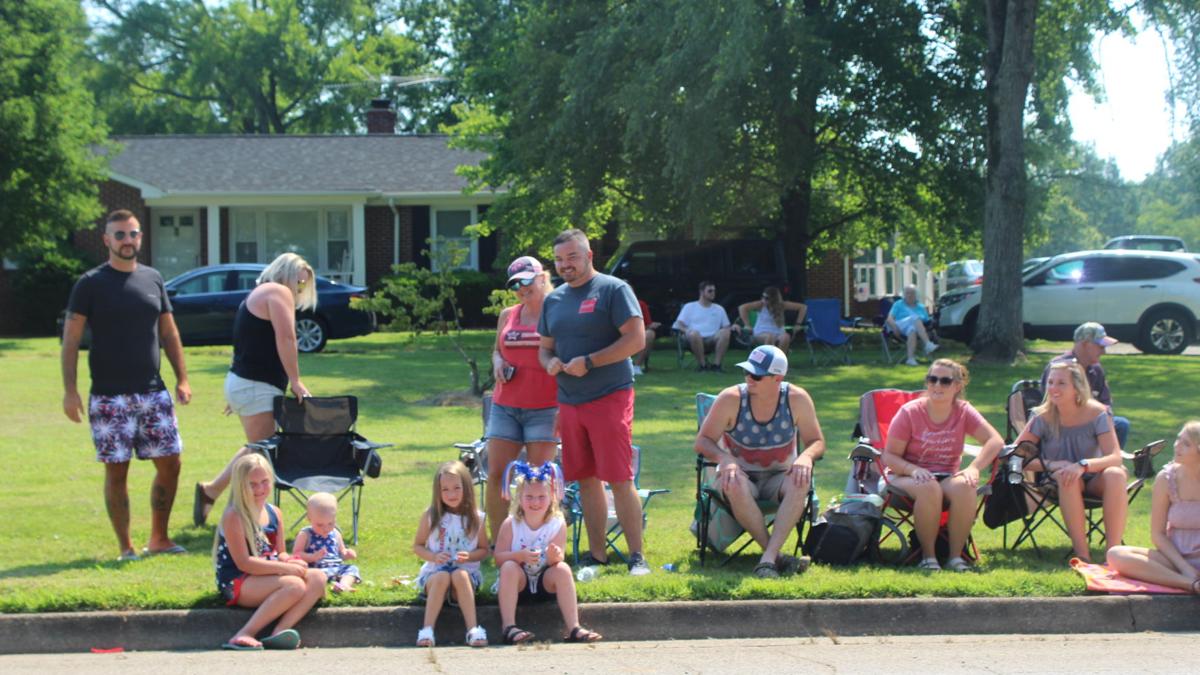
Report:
803,298,852,365
563,445,669,565
692,392,815,566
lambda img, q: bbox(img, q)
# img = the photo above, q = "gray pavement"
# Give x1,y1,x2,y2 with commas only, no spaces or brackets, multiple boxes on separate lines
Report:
3,633,1198,674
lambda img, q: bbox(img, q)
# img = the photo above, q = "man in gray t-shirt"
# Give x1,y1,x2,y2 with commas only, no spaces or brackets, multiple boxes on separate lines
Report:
538,229,651,575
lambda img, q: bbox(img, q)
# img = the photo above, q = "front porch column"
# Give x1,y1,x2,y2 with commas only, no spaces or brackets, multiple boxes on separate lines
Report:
206,204,220,265
352,203,366,286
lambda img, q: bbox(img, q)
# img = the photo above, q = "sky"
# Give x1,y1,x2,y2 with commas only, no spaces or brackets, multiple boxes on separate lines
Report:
1068,23,1190,182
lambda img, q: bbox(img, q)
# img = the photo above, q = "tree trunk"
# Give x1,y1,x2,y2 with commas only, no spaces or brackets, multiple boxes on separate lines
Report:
974,0,1038,362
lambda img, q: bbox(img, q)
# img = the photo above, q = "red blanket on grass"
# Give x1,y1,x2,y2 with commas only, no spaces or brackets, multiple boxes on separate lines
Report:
1069,557,1188,594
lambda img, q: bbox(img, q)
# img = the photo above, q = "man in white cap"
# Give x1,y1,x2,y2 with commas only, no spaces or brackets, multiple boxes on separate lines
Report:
694,345,826,577
1041,321,1130,448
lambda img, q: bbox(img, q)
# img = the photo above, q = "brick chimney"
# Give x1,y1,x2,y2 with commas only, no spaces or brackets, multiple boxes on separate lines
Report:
366,99,396,134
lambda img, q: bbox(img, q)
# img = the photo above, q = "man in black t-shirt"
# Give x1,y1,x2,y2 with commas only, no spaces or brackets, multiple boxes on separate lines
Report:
62,209,192,561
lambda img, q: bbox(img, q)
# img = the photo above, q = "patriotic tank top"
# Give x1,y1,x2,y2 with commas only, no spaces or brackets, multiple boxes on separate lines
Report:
722,382,798,473
494,303,558,408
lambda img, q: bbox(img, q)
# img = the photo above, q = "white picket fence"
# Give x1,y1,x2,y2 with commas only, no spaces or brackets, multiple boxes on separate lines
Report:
851,248,946,307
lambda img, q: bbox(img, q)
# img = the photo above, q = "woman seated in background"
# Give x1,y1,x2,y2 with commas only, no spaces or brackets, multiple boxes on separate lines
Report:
1108,422,1200,593
737,286,805,353
883,358,1003,571
1015,361,1127,562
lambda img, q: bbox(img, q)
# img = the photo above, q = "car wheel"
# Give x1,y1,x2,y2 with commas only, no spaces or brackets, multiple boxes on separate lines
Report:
1138,308,1192,355
296,315,328,353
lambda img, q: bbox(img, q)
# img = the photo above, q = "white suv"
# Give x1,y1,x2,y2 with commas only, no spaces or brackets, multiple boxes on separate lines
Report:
935,250,1200,354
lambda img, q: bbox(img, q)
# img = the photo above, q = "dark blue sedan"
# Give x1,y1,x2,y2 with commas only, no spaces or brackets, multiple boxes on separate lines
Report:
165,264,376,352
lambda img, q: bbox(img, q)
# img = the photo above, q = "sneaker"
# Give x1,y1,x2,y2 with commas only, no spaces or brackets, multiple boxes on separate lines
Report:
904,357,919,366
575,552,609,568
924,341,939,354
631,364,644,376
627,552,651,576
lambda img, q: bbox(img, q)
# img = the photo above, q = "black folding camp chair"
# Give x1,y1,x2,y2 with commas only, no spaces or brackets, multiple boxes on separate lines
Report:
693,392,814,566
1005,438,1166,556
249,396,390,544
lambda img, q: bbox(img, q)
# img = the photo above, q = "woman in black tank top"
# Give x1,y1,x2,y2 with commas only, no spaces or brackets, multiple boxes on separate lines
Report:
194,253,318,525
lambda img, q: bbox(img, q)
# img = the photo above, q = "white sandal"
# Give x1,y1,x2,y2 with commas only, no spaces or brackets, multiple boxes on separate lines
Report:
945,557,971,572
466,625,488,647
416,626,435,647
917,558,941,571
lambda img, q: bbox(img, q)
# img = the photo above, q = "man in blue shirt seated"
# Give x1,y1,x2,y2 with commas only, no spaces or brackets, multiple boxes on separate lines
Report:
886,285,938,366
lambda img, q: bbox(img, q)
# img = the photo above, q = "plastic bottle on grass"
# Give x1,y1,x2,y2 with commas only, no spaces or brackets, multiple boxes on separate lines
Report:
576,566,599,582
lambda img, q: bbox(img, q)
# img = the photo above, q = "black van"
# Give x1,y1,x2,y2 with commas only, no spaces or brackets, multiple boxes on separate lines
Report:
605,239,791,325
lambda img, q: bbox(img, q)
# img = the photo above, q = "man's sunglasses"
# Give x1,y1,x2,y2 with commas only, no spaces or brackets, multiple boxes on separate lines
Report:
111,230,141,241
508,277,536,291
745,372,766,381
926,375,956,386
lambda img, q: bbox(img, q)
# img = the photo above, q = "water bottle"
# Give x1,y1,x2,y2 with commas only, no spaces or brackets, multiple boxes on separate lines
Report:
576,565,598,582
810,494,821,525
1007,454,1023,484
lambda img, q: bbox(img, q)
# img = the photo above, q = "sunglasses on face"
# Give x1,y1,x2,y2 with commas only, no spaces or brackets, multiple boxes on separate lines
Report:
111,230,141,241
508,277,536,291
926,375,956,387
745,373,766,382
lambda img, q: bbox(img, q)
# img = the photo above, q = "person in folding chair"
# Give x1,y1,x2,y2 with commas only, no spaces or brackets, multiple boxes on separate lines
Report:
736,286,806,353
885,285,937,366
1108,421,1200,594
1014,361,1128,563
1040,322,1131,450
672,280,739,371
882,358,1003,571
485,255,561,544
694,345,826,578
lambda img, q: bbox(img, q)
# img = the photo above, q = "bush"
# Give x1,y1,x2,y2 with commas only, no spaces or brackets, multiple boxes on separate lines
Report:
454,269,502,327
10,248,90,335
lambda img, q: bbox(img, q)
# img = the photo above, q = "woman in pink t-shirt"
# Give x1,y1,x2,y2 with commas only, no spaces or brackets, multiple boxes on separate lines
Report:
883,358,1003,571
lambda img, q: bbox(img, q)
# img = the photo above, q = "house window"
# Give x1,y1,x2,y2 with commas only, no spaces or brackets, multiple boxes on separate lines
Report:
228,207,352,277
233,212,258,263
431,208,477,271
327,211,351,277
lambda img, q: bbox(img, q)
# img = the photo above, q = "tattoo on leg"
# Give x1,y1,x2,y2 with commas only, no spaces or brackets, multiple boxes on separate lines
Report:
151,483,173,512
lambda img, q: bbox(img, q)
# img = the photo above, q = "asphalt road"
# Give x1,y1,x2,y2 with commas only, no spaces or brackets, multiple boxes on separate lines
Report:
3,633,1197,674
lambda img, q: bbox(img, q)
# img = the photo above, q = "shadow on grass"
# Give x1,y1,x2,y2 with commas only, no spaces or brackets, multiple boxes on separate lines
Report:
0,530,216,580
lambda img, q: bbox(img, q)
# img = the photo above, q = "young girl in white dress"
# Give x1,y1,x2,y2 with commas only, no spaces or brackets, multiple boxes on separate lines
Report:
412,460,489,647
495,461,601,644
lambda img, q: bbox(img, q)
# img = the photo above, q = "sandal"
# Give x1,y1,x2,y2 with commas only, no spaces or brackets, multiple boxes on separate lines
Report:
753,561,780,579
416,626,435,647
261,629,300,650
775,554,811,576
502,624,535,645
564,625,603,643
466,625,488,647
1190,578,1200,595
193,482,216,527
917,558,942,571
945,557,972,572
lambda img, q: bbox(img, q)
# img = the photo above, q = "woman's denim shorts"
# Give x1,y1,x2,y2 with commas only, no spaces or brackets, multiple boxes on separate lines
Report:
486,402,559,444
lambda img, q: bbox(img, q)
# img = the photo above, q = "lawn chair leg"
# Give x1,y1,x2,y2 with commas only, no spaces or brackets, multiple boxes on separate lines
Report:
352,485,361,545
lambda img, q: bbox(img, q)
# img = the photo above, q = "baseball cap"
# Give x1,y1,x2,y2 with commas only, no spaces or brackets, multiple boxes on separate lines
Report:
1074,322,1118,347
506,256,543,283
737,345,789,377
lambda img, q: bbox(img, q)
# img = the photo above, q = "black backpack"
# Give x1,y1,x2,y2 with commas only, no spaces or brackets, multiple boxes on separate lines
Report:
803,499,881,565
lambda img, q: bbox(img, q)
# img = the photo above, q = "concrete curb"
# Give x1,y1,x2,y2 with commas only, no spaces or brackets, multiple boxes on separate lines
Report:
3,596,1200,654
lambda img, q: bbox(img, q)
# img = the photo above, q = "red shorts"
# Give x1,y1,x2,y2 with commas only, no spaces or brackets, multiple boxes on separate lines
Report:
559,388,635,483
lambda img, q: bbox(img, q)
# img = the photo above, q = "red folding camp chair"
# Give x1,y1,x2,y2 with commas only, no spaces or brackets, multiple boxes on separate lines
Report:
850,388,997,565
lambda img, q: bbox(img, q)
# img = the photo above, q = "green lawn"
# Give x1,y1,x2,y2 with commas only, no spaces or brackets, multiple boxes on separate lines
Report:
0,332,1193,612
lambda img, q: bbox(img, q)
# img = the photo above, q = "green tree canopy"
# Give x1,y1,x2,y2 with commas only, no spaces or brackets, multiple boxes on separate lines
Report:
446,0,992,289
91,0,451,134
0,0,108,260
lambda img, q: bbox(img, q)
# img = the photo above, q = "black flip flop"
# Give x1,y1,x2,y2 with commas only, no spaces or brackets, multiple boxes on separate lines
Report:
193,482,215,527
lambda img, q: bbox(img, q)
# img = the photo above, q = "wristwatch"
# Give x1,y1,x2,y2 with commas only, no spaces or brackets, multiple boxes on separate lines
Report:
584,354,594,371
1077,458,1091,472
